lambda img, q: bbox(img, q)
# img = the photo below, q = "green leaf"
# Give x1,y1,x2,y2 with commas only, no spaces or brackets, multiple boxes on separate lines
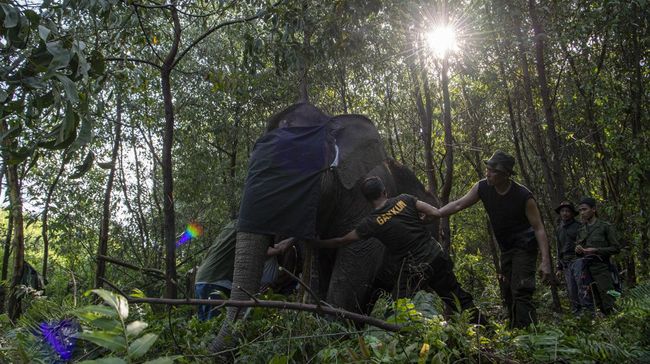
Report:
128,333,158,359
78,357,128,364
38,25,50,41
55,74,79,103
73,304,118,318
46,41,71,70
142,356,182,364
90,49,105,76
126,321,148,337
69,150,94,179
56,105,78,147
97,161,115,169
91,289,129,320
0,123,22,143
78,331,127,352
90,317,122,332
1,3,19,28
23,9,39,28
6,146,33,165
73,117,94,147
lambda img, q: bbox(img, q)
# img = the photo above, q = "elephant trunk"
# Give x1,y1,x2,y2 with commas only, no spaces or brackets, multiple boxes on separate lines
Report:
211,232,270,355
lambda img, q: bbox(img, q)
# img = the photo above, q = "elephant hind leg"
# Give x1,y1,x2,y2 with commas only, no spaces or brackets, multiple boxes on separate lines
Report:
211,232,270,355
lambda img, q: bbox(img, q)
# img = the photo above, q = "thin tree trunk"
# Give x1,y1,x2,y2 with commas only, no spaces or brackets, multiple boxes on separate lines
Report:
407,47,439,200
95,95,123,288
42,153,66,283
504,3,562,312
0,211,13,314
132,132,150,247
5,161,24,321
439,54,453,251
528,0,566,205
161,4,181,299
298,0,311,103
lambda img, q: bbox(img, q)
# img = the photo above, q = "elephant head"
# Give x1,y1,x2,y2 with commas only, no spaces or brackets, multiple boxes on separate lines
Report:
212,103,437,354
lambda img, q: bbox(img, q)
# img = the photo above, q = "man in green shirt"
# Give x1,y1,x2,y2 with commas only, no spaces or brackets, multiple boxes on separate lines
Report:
575,197,620,315
195,218,295,320
554,201,582,313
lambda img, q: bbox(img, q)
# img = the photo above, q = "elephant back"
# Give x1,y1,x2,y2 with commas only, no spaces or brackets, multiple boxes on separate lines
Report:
265,102,331,132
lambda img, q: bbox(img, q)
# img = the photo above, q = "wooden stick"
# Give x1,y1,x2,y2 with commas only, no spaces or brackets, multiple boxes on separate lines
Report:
126,296,403,332
98,254,165,278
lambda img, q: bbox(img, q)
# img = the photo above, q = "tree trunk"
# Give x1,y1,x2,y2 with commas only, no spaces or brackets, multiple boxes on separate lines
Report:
506,3,562,312
0,211,13,314
161,5,182,299
42,153,66,283
95,95,123,288
406,46,439,200
5,161,25,321
439,54,453,252
528,0,566,205
298,0,311,103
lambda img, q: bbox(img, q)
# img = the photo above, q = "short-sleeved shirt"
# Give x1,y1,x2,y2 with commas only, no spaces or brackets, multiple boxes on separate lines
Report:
477,179,533,243
356,194,442,267
576,219,620,258
195,219,237,284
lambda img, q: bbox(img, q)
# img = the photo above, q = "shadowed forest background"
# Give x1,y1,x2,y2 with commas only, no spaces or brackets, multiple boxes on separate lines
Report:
0,0,649,362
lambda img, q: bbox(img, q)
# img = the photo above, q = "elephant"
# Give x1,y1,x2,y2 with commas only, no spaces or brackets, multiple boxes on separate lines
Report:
212,102,438,354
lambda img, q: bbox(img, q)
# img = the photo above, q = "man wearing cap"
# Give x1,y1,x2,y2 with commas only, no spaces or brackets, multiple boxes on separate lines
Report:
431,150,552,328
575,197,620,315
554,201,582,313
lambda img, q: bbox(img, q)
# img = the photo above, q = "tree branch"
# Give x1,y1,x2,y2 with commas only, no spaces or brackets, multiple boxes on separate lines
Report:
98,254,165,278
105,57,161,69
126,296,403,332
172,0,285,68
132,3,165,64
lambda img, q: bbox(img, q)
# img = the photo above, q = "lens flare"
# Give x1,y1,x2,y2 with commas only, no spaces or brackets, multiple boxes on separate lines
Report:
38,319,78,361
176,222,203,247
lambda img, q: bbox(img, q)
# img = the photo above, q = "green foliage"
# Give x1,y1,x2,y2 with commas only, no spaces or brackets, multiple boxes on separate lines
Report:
74,289,180,363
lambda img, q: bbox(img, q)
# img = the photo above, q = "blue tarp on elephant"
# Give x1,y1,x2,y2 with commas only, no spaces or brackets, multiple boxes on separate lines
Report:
238,125,335,239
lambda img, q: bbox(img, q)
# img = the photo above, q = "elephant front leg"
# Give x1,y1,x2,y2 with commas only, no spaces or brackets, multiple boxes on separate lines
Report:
327,238,384,313
211,232,271,355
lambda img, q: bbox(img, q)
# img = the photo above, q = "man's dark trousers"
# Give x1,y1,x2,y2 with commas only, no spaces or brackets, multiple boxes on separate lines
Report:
501,243,538,328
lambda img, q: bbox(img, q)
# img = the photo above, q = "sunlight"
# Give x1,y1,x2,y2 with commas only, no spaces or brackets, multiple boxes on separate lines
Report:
425,26,458,58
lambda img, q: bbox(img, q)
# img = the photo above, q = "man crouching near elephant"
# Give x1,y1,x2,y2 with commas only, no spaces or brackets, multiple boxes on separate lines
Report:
314,176,487,325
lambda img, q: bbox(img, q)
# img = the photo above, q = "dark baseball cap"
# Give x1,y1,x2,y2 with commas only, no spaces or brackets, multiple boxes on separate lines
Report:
579,196,597,208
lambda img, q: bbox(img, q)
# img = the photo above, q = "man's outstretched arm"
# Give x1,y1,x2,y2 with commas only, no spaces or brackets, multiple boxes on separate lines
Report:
313,230,361,249
436,182,481,217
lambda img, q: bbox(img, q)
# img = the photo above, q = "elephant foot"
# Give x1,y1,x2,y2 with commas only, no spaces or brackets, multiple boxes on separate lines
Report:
209,327,236,362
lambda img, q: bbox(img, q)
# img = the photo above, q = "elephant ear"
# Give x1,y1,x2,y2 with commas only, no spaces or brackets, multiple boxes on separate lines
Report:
331,114,387,189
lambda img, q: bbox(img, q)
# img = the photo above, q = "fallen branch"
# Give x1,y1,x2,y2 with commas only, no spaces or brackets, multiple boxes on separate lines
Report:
98,255,165,279
126,296,403,332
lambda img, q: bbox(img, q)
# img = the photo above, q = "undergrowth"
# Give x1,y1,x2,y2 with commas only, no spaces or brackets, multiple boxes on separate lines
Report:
0,283,649,363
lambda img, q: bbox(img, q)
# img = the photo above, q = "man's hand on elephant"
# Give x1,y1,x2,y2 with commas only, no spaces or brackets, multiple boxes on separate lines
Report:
267,237,296,256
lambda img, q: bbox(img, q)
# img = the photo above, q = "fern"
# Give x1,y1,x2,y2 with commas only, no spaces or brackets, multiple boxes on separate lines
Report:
618,282,650,313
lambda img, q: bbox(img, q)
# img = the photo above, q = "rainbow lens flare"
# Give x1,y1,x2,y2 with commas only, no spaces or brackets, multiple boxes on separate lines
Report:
38,319,78,361
176,222,203,247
